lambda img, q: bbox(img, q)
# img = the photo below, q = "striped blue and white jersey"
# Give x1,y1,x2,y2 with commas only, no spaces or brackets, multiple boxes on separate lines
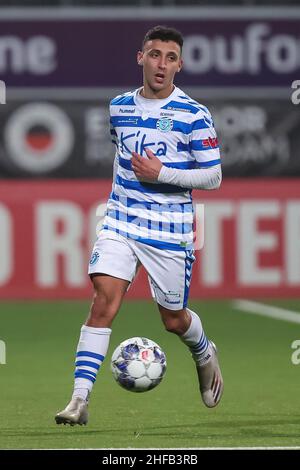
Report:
102,86,221,251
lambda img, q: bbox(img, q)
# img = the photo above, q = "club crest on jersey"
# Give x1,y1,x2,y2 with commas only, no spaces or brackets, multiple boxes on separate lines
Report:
156,117,173,133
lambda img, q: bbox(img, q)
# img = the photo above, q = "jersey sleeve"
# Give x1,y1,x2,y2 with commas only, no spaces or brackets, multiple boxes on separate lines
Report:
190,110,221,168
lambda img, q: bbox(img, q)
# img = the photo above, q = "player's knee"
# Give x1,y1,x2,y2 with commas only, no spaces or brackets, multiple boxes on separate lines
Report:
164,324,178,334
163,317,182,335
159,305,187,335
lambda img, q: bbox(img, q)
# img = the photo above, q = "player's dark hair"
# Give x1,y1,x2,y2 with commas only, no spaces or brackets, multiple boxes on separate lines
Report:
142,25,183,52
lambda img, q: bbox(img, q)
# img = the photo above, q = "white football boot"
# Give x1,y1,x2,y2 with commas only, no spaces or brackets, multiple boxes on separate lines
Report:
55,397,88,426
196,341,224,408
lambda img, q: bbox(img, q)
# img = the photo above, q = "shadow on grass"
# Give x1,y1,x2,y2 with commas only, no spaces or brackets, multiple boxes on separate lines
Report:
1,414,300,440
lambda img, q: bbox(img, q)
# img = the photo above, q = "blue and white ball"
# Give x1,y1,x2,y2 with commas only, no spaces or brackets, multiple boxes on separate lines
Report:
111,337,167,392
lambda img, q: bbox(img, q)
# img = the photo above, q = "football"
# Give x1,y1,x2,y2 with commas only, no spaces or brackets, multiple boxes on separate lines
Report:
111,337,167,392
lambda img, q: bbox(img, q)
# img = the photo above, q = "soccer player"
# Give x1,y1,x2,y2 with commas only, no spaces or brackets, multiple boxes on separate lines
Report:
55,25,223,426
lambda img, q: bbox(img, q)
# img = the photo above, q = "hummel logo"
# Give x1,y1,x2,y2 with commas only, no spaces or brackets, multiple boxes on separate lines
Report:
119,108,136,113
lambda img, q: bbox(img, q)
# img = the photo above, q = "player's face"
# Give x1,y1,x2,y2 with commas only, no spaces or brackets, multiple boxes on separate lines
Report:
137,39,183,97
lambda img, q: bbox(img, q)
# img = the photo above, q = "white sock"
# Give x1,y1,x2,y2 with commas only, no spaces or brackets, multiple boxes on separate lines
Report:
180,308,213,365
72,325,111,401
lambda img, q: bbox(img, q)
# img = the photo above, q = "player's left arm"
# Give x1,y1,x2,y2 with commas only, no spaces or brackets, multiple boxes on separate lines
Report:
131,148,221,189
131,149,163,182
158,109,222,190
158,161,221,190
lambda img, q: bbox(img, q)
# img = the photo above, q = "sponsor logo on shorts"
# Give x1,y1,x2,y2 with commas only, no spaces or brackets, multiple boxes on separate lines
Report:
89,251,100,265
164,291,181,304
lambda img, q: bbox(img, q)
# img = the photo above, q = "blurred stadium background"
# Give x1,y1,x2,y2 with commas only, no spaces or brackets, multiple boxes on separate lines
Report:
1,0,300,450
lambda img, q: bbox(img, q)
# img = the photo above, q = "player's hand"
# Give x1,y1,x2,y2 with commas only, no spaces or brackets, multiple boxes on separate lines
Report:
131,148,163,182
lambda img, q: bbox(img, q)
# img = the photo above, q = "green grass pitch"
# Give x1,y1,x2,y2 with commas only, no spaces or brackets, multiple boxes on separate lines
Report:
0,299,300,449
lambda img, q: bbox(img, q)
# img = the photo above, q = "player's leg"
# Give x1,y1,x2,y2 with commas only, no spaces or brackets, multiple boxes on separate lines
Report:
55,274,129,426
135,243,223,408
55,236,138,426
74,275,129,392
158,304,223,408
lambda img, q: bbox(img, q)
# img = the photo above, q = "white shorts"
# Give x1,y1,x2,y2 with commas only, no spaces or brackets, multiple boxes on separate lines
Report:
88,232,195,311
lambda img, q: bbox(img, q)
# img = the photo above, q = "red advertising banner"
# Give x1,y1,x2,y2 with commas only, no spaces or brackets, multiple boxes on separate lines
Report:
0,179,299,299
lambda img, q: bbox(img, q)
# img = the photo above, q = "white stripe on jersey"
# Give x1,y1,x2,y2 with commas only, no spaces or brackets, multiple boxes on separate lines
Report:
104,216,193,243
113,185,192,205
107,199,193,224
